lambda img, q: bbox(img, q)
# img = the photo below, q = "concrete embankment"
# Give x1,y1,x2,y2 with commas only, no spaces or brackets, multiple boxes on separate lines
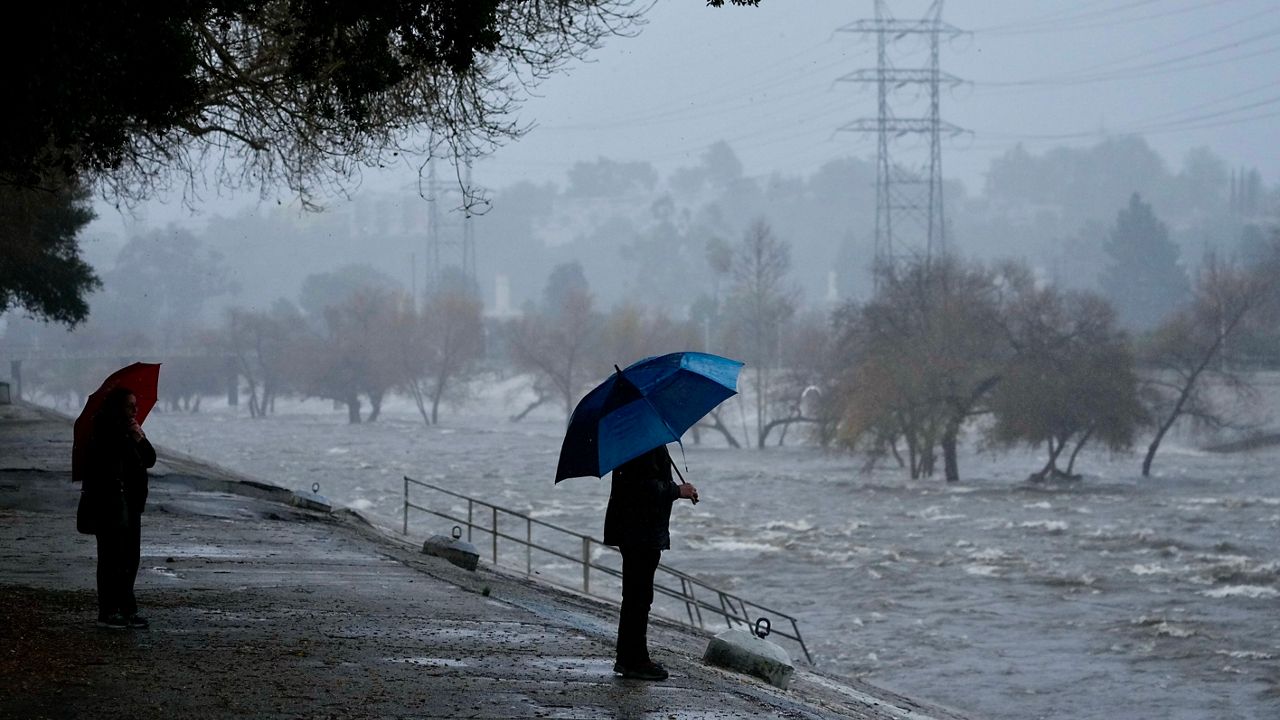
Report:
0,401,971,719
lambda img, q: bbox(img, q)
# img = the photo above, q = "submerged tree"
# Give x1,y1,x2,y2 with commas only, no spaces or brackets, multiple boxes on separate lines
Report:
507,262,600,421
1139,244,1280,476
989,274,1143,481
721,219,796,448
831,256,1006,481
401,270,485,426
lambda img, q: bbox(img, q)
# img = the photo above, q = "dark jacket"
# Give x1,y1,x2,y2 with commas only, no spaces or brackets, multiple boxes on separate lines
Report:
86,426,156,516
603,445,681,550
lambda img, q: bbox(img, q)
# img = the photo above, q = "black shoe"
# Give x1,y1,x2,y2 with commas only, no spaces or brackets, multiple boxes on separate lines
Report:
96,613,129,629
613,659,668,681
127,614,149,630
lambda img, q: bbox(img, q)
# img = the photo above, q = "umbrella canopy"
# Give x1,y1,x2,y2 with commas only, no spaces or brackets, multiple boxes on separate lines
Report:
72,362,161,483
555,352,743,482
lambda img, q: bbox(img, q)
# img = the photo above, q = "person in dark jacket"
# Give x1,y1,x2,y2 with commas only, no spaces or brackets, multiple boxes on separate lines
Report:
86,386,156,629
603,443,698,681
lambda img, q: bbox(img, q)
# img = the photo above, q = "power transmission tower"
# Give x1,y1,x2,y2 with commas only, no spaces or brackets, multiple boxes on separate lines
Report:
422,157,477,298
839,1,964,271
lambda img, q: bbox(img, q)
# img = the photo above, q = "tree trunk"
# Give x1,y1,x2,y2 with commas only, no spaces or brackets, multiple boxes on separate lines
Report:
510,394,549,422
1142,421,1175,477
430,373,448,425
1034,436,1067,481
700,410,741,448
941,422,960,483
755,367,767,449
1065,426,1094,476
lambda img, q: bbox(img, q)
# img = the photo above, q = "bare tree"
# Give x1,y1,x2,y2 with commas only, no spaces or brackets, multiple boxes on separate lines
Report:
294,289,404,423
404,286,485,425
507,263,600,421
1139,246,1280,476
722,219,796,448
225,303,306,418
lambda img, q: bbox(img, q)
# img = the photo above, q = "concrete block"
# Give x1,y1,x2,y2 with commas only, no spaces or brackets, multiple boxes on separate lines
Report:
422,535,480,571
290,490,332,513
703,628,794,689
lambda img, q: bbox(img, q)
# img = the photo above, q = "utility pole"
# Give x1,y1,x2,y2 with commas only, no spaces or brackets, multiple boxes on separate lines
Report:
839,1,963,274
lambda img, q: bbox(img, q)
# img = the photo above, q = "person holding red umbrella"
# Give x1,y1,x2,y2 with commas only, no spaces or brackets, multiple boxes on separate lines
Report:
81,384,157,629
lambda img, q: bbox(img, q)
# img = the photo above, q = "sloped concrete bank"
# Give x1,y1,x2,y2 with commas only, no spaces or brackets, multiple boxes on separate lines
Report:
0,401,971,719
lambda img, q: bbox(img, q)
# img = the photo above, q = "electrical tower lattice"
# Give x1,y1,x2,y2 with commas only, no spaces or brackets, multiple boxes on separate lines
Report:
422,157,477,299
840,0,964,269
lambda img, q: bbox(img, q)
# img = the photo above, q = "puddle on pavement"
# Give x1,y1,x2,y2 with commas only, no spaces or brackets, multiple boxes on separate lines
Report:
333,621,563,647
144,544,264,559
149,566,183,579
386,657,468,668
522,656,614,678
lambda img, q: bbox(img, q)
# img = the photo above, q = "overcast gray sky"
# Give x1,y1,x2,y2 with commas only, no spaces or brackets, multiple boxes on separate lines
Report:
93,0,1280,235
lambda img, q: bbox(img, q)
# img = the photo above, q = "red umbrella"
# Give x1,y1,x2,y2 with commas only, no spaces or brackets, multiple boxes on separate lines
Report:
71,362,161,483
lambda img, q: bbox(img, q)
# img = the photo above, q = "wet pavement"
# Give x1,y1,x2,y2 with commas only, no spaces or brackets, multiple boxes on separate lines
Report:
0,402,970,720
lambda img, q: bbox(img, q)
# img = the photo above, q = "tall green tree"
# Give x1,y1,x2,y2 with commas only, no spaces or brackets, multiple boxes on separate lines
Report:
1098,193,1190,331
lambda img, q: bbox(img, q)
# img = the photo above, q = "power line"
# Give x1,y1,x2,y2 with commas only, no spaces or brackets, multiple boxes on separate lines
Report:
968,0,1164,34
976,0,1235,37
978,26,1280,88
967,4,1280,96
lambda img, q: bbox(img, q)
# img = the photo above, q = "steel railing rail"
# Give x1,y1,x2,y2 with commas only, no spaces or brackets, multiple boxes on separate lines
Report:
402,475,812,664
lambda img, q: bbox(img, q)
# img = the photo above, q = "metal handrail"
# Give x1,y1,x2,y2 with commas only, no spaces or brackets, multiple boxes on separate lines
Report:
403,475,812,664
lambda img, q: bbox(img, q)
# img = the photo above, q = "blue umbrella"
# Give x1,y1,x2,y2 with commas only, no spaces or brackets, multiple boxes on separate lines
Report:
554,351,744,482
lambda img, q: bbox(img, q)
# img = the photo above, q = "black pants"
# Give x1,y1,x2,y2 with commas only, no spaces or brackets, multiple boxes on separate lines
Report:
616,546,661,665
95,511,141,618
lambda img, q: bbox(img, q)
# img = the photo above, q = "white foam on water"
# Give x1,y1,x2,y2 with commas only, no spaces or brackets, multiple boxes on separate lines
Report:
763,519,815,532
970,548,1008,562
1017,520,1069,532
347,498,376,511
1152,622,1196,638
690,539,778,554
1214,649,1275,660
1200,585,1279,599
1129,564,1171,576
964,565,1001,577
1023,501,1052,510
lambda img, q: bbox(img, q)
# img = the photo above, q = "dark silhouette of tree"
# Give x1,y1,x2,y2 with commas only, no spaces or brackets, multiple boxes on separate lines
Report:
0,183,99,325
1098,193,1190,331
2,1,642,326
3,2,644,203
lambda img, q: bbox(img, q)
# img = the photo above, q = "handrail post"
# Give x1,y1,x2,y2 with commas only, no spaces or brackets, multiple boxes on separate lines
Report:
492,506,499,564
581,537,591,594
402,476,408,535
526,518,532,576
467,500,473,542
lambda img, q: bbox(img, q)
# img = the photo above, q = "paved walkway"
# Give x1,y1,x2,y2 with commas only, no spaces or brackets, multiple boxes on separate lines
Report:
0,401,971,719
